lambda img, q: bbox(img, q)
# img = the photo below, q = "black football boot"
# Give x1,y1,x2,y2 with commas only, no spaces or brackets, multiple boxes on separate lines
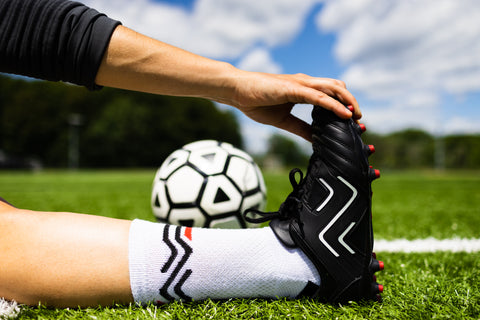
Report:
245,105,383,303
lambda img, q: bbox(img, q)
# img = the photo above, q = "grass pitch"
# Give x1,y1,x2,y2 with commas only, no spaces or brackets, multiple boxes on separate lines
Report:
1,169,480,319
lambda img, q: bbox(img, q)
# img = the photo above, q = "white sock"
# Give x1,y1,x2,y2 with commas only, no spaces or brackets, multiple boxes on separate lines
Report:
0,299,20,319
128,219,320,304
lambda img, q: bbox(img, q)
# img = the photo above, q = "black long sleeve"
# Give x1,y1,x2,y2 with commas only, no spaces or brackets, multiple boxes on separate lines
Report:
0,0,121,89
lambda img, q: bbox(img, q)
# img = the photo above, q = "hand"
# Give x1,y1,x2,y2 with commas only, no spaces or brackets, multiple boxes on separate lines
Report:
227,72,361,142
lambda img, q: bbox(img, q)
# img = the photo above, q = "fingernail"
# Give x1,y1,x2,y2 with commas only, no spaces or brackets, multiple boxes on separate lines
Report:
347,105,354,112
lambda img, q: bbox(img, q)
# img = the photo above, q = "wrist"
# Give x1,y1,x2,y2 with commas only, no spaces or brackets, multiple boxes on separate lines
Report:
201,61,241,106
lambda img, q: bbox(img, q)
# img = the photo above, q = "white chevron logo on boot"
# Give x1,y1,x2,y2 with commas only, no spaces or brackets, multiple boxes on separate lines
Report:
318,176,357,257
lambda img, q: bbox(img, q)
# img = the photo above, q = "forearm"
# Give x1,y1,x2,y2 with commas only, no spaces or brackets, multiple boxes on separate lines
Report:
95,26,239,104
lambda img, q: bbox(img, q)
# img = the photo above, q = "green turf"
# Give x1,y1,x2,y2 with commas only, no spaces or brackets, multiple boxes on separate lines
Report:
371,170,480,240
1,169,480,319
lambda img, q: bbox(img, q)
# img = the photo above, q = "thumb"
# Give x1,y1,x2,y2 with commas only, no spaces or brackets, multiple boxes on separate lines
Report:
274,114,312,143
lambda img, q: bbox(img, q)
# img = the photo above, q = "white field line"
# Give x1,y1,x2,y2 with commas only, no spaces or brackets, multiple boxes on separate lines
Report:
374,237,480,253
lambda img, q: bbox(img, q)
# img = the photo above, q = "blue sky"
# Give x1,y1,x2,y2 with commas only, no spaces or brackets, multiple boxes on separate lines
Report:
81,0,480,154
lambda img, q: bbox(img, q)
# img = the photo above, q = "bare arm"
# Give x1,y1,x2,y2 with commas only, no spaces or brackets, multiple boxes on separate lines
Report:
95,26,361,141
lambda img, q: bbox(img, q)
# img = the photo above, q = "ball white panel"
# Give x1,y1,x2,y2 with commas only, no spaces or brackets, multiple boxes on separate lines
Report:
241,192,266,212
188,145,228,176
169,207,206,227
221,142,253,161
151,180,170,220
166,166,204,203
227,157,260,191
254,163,267,194
200,175,242,215
156,149,189,179
209,216,242,229
182,139,218,151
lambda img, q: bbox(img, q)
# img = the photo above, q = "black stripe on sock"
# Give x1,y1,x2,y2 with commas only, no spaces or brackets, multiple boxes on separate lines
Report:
161,224,177,273
159,225,194,302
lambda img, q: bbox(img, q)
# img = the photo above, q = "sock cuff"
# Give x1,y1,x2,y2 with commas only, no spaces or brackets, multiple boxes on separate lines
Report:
128,220,195,304
128,219,166,304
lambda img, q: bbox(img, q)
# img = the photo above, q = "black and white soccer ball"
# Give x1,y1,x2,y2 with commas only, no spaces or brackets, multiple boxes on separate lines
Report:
151,140,267,228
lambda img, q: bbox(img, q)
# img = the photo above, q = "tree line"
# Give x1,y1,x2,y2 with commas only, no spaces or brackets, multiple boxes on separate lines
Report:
262,129,480,170
1,74,479,170
0,74,242,168
362,129,480,170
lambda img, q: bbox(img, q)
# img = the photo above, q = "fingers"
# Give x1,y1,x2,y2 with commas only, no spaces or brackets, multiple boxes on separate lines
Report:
333,85,362,119
294,86,355,120
277,76,361,141
288,75,362,120
312,91,354,119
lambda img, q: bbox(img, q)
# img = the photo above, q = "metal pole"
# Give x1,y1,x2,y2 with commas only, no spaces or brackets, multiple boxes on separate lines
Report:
68,113,84,169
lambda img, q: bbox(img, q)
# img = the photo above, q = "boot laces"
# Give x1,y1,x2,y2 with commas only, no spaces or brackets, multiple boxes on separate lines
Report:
243,168,305,223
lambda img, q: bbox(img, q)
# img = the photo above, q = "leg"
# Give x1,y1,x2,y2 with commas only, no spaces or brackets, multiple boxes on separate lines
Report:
0,201,132,307
0,200,319,307
0,106,383,306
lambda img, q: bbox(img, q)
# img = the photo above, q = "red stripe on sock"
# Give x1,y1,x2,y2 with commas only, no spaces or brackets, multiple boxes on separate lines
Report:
184,227,192,241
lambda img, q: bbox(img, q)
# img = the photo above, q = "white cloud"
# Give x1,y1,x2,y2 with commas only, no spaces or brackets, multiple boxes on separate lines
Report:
237,48,282,73
444,116,480,135
241,121,274,154
316,0,480,134
361,104,440,134
82,0,320,59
